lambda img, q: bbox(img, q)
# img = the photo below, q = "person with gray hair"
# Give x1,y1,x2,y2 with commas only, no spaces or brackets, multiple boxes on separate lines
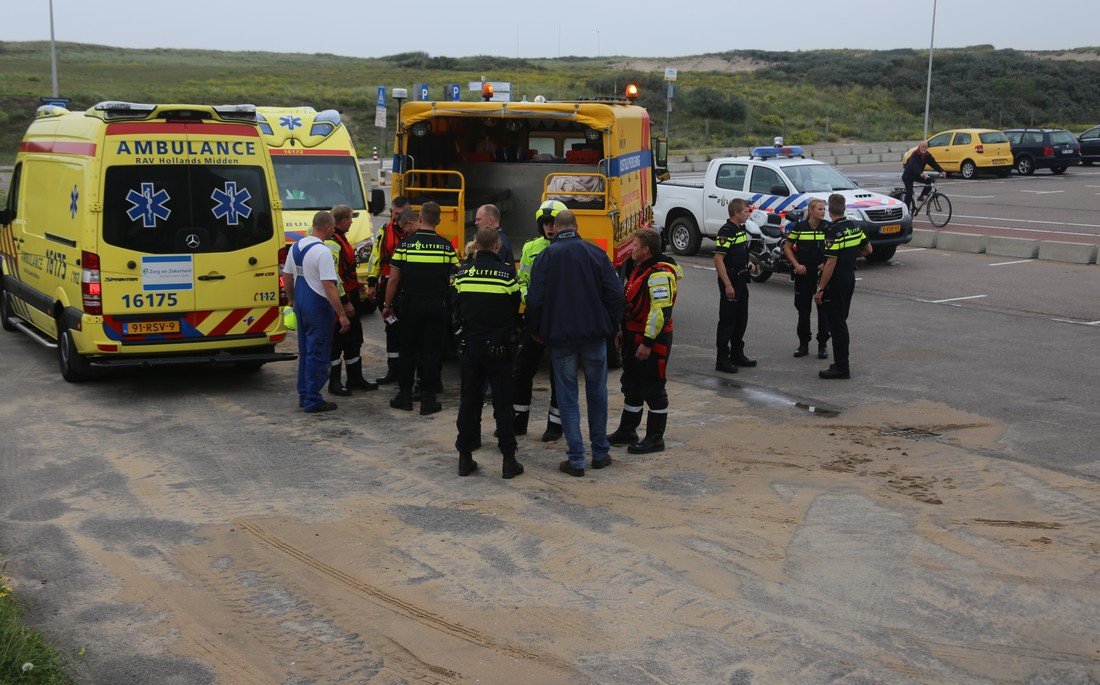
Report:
526,210,624,477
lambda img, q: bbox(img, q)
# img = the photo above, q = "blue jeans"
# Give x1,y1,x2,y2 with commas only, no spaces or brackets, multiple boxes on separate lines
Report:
550,340,610,468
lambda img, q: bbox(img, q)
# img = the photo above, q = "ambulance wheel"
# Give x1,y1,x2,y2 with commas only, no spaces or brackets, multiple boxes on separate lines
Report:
57,321,90,383
0,278,16,332
668,217,701,256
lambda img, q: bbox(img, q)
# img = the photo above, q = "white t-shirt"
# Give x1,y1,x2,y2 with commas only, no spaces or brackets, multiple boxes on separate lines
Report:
282,236,338,298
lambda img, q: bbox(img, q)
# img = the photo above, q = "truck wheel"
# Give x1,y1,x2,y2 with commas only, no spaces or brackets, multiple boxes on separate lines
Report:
57,320,90,382
1051,166,1067,175
865,245,897,263
960,159,977,179
0,279,16,332
668,217,701,256
1015,156,1034,175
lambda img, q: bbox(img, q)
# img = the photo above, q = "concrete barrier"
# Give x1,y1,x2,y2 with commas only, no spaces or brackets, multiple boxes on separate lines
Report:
858,154,883,164
909,229,938,248
935,232,987,254
985,236,1040,259
686,154,708,163
835,154,860,164
667,162,694,174
870,145,890,154
1038,241,1098,264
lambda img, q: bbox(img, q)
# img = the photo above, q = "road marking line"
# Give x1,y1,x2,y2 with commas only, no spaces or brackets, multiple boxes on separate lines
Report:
1019,190,1065,194
988,259,1034,266
950,194,997,198
934,222,1100,239
923,295,988,304
897,248,926,252
1052,318,1100,326
690,264,715,271
952,214,1100,229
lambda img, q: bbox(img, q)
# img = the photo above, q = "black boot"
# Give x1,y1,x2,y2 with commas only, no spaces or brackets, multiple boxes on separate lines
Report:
376,357,399,385
608,409,642,446
501,454,524,479
818,365,850,379
818,344,829,360
628,412,667,454
732,346,757,367
715,358,738,373
420,393,442,415
513,410,530,436
458,452,478,477
345,360,378,391
389,389,413,411
541,422,563,442
328,364,352,396
793,344,810,358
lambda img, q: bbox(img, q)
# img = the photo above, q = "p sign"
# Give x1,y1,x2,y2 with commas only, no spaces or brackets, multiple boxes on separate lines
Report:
415,83,429,101
447,83,461,102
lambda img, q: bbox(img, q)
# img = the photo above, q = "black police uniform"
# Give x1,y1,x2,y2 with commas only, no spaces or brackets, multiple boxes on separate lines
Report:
389,229,458,410
786,218,831,353
452,251,523,477
714,219,752,365
820,219,869,374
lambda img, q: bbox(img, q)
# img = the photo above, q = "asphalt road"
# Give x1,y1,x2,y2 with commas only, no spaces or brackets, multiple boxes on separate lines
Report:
664,245,1100,479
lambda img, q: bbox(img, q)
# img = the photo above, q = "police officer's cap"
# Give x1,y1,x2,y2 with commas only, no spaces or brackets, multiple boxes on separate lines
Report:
535,200,568,225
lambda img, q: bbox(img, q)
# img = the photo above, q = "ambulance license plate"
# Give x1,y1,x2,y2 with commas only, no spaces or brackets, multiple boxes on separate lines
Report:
880,224,901,234
125,321,180,335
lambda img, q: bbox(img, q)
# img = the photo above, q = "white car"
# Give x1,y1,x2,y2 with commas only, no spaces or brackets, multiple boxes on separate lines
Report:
654,147,912,262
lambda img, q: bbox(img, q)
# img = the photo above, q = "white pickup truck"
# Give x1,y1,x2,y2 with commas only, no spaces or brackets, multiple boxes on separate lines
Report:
654,147,912,262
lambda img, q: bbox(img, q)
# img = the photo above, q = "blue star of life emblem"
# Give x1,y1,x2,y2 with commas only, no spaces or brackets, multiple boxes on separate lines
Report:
211,181,253,226
70,185,79,219
125,183,172,228
279,115,302,131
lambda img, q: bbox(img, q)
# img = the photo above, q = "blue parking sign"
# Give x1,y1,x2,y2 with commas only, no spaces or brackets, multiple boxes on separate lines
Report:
448,83,460,102
419,84,430,101
376,86,386,108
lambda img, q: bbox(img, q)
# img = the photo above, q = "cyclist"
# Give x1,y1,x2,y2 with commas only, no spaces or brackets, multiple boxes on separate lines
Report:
902,142,945,213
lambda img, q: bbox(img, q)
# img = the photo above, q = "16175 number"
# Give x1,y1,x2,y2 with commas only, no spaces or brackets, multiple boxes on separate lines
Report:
121,293,178,308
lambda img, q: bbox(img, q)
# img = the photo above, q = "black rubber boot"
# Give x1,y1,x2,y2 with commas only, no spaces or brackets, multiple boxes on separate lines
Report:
715,358,738,373
389,390,413,411
376,357,399,385
501,454,524,479
541,423,563,442
818,344,829,360
512,411,530,436
328,364,351,396
793,345,810,358
420,393,442,415
628,412,667,454
608,409,642,446
458,452,478,477
345,360,378,391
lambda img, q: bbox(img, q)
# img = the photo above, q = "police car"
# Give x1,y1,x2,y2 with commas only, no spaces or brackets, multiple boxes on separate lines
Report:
654,144,912,262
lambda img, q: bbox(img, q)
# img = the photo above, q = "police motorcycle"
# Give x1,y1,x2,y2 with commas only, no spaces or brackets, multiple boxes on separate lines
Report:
745,208,794,283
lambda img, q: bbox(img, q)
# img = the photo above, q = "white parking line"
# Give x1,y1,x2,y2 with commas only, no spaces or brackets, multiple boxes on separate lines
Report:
896,248,926,252
952,214,1100,229
690,264,715,271
1019,190,1065,195
1052,318,1100,326
988,259,1034,266
950,194,997,199
923,295,988,304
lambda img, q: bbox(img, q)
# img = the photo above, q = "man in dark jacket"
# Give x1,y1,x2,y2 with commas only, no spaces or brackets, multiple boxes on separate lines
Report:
527,210,624,477
902,142,945,212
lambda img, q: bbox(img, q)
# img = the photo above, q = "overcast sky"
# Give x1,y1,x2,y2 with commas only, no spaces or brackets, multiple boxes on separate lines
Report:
2,0,1097,58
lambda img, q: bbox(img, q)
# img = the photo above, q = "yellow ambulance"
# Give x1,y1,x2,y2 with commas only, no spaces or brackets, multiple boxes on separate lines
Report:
256,106,384,312
0,101,295,381
391,88,667,265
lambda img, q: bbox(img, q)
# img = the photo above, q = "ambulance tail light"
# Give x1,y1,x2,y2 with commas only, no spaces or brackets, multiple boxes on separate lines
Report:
81,251,102,315
278,246,289,306
974,144,984,154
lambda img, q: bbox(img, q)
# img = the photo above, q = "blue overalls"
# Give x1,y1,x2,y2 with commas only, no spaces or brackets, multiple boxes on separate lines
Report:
290,240,335,410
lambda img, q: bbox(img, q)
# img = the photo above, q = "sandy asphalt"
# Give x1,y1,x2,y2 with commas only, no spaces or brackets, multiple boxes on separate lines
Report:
1,314,1098,683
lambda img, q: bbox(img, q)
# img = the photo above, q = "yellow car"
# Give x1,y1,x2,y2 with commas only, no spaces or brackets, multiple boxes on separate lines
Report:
903,129,1013,179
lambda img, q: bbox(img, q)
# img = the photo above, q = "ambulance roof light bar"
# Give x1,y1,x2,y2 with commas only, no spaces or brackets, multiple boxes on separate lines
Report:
92,101,157,120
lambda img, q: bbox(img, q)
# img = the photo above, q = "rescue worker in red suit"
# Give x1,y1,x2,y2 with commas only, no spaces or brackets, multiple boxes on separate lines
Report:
365,197,413,384
607,228,683,454
327,204,378,395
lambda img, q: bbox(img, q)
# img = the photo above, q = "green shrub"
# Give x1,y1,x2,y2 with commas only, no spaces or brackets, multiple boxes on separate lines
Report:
0,576,75,684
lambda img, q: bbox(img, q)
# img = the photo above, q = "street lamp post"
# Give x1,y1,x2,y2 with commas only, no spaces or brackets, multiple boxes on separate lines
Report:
49,0,59,98
922,0,938,139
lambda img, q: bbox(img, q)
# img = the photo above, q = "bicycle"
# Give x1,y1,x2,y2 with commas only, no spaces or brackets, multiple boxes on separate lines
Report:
891,172,952,228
